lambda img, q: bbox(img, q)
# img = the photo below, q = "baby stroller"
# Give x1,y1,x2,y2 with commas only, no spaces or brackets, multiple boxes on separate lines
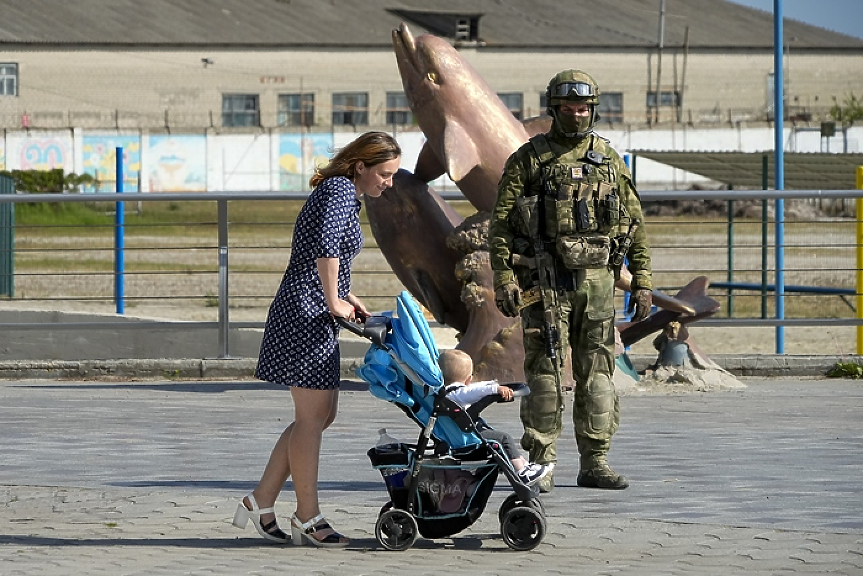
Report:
341,291,547,551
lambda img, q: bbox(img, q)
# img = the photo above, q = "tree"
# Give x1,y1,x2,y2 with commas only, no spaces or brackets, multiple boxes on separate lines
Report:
0,169,95,194
829,92,863,127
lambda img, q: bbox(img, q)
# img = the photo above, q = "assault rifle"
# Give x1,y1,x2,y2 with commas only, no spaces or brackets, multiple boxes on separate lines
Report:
516,202,560,362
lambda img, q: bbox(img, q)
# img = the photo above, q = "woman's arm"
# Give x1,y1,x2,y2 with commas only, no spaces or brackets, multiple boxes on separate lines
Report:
346,292,370,320
317,257,354,319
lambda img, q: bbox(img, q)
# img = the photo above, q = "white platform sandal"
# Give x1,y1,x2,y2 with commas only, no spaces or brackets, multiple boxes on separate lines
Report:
290,513,349,548
232,493,289,544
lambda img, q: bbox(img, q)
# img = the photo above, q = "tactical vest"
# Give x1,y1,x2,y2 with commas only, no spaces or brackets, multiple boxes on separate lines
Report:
512,134,631,270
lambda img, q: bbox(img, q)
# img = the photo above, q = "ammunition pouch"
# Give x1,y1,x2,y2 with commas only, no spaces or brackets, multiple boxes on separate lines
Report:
556,235,610,270
609,235,629,268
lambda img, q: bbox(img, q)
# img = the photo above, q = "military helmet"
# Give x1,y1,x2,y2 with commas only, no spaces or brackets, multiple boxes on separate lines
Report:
545,69,601,138
545,69,601,111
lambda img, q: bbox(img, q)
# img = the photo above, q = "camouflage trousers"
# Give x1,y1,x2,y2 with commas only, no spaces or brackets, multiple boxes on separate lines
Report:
518,267,619,467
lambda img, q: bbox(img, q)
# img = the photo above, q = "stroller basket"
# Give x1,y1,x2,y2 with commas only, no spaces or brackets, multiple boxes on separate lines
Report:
369,443,497,524
368,444,413,509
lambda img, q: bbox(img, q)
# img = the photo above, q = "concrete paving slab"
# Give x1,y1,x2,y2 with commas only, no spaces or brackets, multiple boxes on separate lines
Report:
1,378,862,575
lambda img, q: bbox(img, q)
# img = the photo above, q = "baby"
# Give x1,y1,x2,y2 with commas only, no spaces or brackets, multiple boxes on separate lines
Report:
438,349,551,486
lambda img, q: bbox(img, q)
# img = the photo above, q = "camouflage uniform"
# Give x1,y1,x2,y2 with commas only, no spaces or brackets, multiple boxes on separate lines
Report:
489,71,652,491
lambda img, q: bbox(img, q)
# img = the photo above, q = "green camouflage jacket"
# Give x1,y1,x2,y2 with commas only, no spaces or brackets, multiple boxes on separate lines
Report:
489,130,653,292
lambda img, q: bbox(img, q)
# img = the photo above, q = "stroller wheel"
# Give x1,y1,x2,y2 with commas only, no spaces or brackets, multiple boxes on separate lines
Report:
375,508,419,551
500,505,546,551
379,500,393,517
499,494,545,525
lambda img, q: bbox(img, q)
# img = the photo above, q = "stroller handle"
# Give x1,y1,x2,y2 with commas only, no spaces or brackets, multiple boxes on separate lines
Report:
335,315,365,336
336,315,391,346
465,382,530,420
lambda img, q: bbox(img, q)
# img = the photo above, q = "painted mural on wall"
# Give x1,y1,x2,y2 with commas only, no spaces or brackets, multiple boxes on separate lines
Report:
16,135,72,172
82,135,142,192
278,133,333,191
147,135,206,192
1,126,859,193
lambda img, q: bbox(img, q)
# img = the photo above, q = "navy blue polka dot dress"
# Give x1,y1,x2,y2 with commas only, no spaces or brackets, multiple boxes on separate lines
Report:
255,176,363,389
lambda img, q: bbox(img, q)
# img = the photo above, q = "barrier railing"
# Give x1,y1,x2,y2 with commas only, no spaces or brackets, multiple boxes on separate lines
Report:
0,188,861,358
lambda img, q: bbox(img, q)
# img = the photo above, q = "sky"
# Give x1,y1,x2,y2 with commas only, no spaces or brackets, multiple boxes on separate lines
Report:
726,0,863,39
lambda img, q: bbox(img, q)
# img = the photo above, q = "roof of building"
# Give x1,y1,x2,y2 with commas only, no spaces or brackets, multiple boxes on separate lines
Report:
1,0,861,50
630,150,863,190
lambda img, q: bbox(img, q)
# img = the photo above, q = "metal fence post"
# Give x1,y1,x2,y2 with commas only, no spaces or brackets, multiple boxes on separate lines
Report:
115,147,125,314
0,174,14,297
857,166,863,355
217,199,230,358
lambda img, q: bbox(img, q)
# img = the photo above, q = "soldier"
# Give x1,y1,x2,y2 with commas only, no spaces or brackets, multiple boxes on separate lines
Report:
488,69,653,492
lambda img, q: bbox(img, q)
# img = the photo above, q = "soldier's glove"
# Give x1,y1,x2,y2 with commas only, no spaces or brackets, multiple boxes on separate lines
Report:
494,283,523,317
627,288,653,322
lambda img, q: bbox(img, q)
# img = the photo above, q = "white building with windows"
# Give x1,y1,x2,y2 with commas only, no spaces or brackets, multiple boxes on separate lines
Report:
1,0,861,131
0,0,861,191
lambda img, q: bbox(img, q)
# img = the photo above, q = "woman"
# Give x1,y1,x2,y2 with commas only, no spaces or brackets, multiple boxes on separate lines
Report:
232,131,401,547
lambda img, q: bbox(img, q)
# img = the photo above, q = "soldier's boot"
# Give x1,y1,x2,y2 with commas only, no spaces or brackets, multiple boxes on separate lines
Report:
536,470,555,493
576,439,629,490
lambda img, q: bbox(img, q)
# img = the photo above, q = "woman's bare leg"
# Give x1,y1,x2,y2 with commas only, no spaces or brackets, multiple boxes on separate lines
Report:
245,387,338,527
290,387,339,524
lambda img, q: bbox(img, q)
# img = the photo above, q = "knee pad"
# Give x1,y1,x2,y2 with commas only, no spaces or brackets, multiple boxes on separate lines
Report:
575,372,617,438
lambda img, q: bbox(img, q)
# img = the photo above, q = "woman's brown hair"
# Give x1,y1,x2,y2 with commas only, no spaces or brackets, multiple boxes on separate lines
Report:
309,131,401,189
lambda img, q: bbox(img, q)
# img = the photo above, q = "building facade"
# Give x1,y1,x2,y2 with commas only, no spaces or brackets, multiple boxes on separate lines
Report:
1,0,861,133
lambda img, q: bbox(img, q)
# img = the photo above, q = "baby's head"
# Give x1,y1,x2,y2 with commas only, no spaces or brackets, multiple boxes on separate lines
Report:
438,349,473,385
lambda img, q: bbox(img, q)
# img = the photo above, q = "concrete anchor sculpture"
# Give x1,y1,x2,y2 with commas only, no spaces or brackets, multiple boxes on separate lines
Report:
366,22,721,385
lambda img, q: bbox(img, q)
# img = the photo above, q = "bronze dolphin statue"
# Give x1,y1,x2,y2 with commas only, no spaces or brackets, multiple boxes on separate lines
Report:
364,169,468,330
391,22,528,212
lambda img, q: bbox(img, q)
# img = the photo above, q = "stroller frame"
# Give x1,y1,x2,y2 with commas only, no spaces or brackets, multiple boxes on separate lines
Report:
341,295,547,551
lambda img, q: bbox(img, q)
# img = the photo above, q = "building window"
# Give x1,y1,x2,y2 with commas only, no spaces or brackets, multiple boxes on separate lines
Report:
278,93,315,127
389,11,481,42
222,94,260,127
497,93,524,120
646,90,680,108
332,92,368,126
386,92,413,125
0,63,18,96
597,92,623,124
455,18,471,42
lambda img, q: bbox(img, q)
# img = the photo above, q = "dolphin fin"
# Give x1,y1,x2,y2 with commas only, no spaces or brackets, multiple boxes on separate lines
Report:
414,141,446,182
444,122,482,182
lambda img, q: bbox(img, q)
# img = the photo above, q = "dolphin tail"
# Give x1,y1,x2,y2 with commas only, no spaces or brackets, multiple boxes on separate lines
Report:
619,276,721,347
616,265,696,315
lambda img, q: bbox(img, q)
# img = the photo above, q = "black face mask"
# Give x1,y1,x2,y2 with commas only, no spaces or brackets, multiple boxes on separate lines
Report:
557,112,591,135
553,105,592,137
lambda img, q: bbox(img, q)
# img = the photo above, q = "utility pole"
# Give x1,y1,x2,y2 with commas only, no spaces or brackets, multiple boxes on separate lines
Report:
654,0,666,124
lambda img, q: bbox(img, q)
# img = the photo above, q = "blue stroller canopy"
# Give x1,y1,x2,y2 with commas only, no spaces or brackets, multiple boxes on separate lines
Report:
356,291,482,452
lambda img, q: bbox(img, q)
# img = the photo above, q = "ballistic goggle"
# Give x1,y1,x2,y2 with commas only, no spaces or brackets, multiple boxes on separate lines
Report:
550,82,595,99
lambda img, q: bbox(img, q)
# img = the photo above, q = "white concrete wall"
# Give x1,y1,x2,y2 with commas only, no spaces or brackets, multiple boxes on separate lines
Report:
1,47,861,130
